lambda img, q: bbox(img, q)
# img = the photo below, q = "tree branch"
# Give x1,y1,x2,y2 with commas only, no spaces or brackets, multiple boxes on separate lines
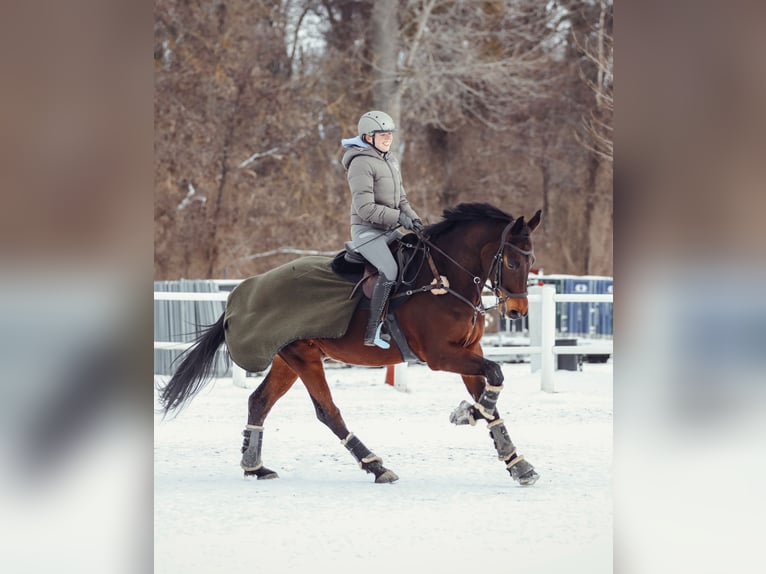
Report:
238,133,307,168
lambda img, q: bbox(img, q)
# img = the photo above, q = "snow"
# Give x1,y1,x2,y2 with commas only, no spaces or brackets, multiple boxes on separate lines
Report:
155,362,612,574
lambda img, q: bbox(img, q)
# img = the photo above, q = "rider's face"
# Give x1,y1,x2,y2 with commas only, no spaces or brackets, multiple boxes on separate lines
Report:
372,132,393,152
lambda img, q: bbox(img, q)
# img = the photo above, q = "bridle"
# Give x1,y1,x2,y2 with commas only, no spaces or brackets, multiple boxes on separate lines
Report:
487,221,536,315
405,219,535,322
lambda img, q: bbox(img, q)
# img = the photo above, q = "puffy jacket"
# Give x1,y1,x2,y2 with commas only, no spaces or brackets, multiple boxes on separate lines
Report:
341,144,420,230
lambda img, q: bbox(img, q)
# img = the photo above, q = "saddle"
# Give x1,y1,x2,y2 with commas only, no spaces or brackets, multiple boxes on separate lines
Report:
330,233,423,302
330,233,425,363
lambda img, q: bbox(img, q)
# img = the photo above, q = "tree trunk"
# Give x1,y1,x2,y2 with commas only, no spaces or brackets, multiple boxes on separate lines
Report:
371,0,400,122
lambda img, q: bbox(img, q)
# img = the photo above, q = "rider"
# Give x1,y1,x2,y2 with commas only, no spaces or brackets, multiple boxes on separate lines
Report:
341,110,425,348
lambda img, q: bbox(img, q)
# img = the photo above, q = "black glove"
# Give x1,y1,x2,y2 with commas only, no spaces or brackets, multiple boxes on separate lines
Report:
412,219,425,233
398,211,414,230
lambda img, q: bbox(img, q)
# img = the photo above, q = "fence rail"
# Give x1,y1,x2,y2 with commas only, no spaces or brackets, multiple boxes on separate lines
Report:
154,284,611,392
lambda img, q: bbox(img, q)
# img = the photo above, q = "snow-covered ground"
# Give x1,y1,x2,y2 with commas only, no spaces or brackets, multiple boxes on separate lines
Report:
155,362,612,574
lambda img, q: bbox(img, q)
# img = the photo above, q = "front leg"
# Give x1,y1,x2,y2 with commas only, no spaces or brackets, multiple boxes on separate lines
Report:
434,344,539,486
424,342,504,388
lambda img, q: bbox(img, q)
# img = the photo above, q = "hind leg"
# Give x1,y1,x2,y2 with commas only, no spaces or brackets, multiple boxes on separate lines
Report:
279,341,398,483
241,355,298,479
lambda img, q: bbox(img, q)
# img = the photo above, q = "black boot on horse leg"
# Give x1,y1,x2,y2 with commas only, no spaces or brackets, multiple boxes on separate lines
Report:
342,433,398,483
450,377,504,426
451,371,539,486
279,340,399,484
364,276,395,348
241,425,279,479
487,418,539,486
240,356,297,479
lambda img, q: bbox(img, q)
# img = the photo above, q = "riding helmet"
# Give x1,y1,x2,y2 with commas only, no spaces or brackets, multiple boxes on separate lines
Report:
357,111,397,136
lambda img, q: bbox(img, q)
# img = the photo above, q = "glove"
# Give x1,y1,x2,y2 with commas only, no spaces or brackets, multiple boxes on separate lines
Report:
398,211,414,230
412,219,425,233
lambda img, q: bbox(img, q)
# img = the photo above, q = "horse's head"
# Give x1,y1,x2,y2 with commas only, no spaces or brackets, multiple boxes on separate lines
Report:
489,209,541,319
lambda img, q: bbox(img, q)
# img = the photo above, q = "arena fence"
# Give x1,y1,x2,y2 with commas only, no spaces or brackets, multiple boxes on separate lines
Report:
154,283,612,392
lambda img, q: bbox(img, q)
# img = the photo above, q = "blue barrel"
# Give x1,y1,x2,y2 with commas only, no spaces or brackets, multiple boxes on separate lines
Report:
562,277,593,336
595,278,613,336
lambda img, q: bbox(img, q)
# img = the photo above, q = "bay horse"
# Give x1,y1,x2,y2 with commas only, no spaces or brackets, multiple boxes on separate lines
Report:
158,203,541,485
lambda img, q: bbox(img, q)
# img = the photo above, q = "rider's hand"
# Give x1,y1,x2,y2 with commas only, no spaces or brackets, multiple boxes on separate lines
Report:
398,211,414,230
412,219,425,233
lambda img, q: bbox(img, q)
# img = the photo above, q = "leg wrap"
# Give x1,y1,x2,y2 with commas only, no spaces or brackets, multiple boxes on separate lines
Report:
506,453,538,485
487,418,517,461
342,433,382,468
474,384,504,421
240,425,264,472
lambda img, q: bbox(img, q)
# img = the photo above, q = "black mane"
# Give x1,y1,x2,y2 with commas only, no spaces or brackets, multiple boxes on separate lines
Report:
425,203,513,239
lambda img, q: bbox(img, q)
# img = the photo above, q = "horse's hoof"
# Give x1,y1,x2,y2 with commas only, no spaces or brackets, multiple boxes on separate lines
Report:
374,469,399,483
516,469,539,486
363,460,398,483
449,400,476,426
508,458,539,486
244,466,279,480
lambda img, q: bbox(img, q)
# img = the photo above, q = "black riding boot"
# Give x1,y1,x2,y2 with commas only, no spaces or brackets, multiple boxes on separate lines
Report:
364,276,395,348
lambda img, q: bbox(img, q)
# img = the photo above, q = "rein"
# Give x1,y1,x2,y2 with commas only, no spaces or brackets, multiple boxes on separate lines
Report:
391,237,486,324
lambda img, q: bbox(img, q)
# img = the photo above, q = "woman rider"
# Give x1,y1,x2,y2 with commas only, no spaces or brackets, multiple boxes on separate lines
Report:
341,111,424,348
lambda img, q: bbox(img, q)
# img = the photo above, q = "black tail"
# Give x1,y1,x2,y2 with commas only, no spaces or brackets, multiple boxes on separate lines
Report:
157,313,227,416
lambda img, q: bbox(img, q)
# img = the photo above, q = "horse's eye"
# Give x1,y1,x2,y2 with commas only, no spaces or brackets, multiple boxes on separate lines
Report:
505,259,518,270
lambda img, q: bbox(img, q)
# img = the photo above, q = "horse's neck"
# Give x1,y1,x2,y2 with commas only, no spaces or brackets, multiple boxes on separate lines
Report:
429,225,500,291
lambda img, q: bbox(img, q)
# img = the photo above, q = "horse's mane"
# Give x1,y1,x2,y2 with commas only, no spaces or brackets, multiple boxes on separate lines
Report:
425,202,513,239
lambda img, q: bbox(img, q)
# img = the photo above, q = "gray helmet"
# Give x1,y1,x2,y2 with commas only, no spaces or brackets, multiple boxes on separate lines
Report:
357,110,397,136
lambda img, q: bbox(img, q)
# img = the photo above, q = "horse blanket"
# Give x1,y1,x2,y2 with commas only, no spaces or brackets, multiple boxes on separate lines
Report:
224,256,362,373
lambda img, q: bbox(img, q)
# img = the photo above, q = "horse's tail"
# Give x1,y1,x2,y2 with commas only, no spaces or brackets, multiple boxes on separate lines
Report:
157,313,227,416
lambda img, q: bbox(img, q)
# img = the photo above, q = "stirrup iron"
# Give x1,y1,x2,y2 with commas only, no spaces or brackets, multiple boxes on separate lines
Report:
372,323,390,349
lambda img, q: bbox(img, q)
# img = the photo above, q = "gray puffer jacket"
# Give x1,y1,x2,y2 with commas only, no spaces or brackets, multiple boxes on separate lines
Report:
341,140,420,230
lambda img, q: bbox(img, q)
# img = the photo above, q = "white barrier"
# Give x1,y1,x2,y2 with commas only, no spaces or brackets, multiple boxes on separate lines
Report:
153,283,612,393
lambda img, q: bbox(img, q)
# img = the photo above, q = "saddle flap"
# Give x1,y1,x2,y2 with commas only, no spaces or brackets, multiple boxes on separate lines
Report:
343,241,366,265
333,235,423,302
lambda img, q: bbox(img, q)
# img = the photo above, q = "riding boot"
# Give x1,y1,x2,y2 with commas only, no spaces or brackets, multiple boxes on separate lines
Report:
364,276,395,348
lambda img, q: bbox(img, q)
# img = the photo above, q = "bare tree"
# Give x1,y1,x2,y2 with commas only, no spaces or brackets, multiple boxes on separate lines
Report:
576,0,613,163
154,0,613,280
395,1,563,131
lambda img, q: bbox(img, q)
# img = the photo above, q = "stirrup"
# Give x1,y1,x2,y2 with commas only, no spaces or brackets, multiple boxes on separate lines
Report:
372,323,390,349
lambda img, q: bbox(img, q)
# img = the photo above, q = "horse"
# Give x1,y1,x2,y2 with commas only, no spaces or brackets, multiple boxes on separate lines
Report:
158,202,542,485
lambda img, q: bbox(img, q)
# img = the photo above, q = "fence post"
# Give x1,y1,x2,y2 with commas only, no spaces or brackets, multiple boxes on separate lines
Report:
540,284,556,392
528,285,542,373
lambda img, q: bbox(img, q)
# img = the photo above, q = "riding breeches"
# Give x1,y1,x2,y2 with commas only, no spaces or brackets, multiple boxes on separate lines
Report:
350,225,403,281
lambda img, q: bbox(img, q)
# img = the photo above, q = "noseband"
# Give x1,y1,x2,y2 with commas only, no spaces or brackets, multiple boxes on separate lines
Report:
487,221,536,312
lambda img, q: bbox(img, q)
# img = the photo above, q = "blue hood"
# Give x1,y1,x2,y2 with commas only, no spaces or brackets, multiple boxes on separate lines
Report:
341,135,371,149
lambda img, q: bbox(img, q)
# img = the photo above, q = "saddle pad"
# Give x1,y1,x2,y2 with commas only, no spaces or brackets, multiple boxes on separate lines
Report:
224,256,362,373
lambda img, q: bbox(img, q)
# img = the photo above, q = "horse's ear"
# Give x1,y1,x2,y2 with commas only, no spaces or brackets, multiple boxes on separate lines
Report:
527,209,542,232
511,216,525,235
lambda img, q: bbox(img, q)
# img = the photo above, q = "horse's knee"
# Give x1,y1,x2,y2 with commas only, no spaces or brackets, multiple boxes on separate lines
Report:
484,360,504,386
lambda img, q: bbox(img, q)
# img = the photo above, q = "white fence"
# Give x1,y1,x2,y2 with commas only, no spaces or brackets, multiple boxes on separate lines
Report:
154,284,612,392
488,285,613,392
